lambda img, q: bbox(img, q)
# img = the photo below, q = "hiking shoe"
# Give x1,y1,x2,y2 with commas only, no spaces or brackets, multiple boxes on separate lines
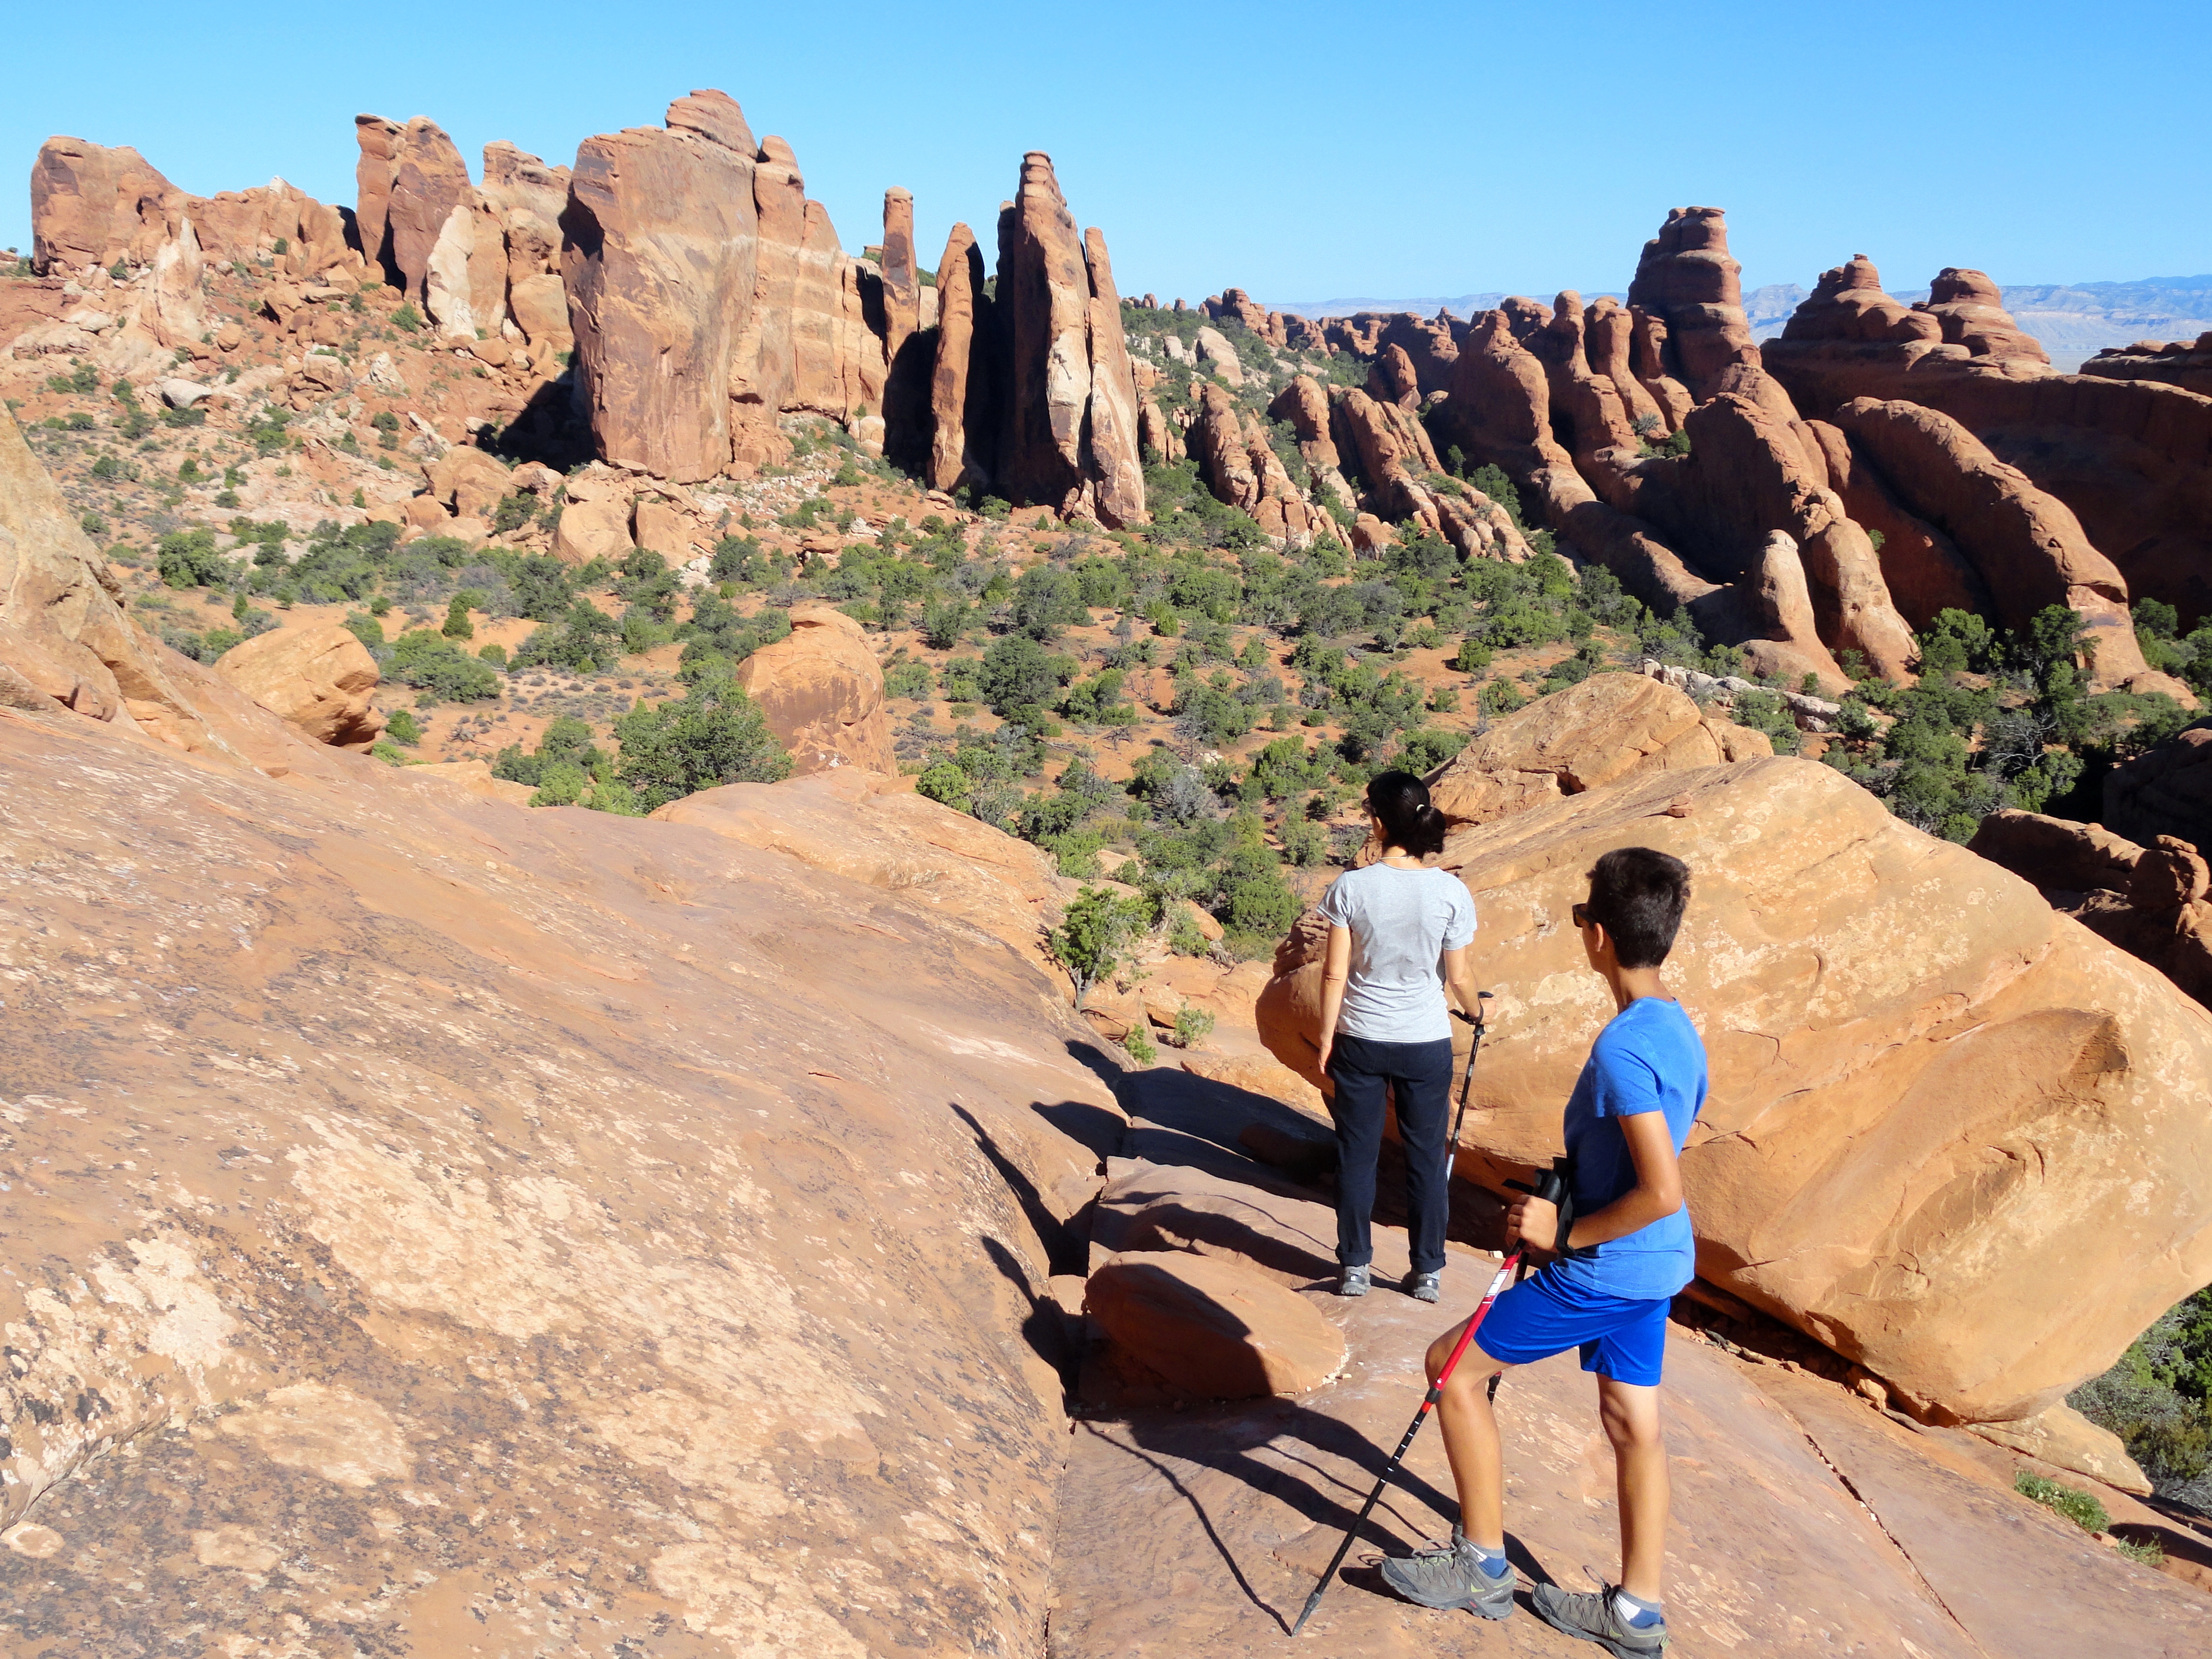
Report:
1338,1264,1370,1298
1529,1581,1667,1656
1403,1269,1443,1303
1378,1528,1515,1617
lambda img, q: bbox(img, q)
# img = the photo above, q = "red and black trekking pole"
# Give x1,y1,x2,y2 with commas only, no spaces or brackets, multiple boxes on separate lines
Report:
1288,1247,1525,1638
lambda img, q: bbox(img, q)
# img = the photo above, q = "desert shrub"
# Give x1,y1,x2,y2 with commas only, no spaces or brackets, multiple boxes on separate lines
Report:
612,676,793,808
1167,1005,1215,1048
514,599,621,673
1046,885,1152,1008
156,527,227,589
386,630,502,701
2013,1471,2108,1535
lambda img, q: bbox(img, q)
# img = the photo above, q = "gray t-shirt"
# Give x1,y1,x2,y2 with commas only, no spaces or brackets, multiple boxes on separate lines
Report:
1317,864,1478,1044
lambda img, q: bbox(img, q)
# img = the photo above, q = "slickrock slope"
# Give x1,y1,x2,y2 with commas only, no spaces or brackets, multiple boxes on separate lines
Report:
1258,758,2212,1426
0,687,1124,1657
1048,1069,2212,1657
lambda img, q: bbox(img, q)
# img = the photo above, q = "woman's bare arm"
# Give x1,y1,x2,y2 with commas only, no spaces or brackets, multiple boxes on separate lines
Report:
1316,924,1352,1074
1440,943,1481,1021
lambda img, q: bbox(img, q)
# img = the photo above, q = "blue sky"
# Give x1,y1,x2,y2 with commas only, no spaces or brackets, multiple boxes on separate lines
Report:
7,1,2207,305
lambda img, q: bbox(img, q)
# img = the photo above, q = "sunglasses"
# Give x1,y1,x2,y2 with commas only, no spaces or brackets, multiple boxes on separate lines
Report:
1572,903,1593,930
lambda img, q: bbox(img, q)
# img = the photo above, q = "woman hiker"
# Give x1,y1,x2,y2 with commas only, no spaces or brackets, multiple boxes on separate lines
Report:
1313,770,1482,1304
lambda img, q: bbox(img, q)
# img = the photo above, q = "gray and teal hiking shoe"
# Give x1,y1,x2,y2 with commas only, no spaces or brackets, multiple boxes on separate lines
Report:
1530,1581,1667,1655
1338,1264,1370,1298
1378,1528,1516,1617
1403,1269,1442,1303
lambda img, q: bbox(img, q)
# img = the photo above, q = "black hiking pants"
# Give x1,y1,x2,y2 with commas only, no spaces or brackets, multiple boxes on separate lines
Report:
1325,1032,1452,1275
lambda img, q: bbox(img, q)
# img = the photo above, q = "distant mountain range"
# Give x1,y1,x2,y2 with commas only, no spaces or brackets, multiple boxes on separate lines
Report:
1268,277,2212,373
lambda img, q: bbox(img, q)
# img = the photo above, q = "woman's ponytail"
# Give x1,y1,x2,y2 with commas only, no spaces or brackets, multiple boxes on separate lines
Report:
1366,770,1448,858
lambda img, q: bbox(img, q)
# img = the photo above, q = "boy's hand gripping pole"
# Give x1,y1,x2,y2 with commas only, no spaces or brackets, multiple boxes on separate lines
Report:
1287,1248,1523,1637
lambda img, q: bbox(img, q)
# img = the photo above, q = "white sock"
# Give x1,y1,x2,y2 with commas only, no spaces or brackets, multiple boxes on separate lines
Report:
1613,1588,1662,1628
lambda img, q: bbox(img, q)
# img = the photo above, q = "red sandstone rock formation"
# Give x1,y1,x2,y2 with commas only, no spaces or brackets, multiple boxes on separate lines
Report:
479,141,569,294
1971,809,2212,1008
32,137,352,280
1418,673,1771,829
564,92,761,483
353,116,404,283
211,623,385,750
1625,206,1762,398
1188,383,1333,547
730,602,894,773
2106,718,2212,853
1629,393,1916,681
1085,1253,1345,1398
2079,331,2212,397
1630,306,1694,429
1768,255,2212,630
1794,417,1994,628
879,188,920,364
383,118,472,303
1364,343,1421,409
1587,295,1666,433
1266,376,1352,508
1827,398,2156,688
988,154,1145,526
927,224,990,492
1916,268,2050,364
29,137,180,272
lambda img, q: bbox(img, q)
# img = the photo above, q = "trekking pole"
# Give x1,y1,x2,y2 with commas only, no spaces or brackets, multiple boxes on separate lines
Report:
1288,1247,1525,1638
1443,992,1493,1181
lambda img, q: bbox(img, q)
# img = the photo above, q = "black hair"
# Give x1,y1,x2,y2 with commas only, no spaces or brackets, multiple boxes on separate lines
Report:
1366,770,1448,859
1586,847,1691,968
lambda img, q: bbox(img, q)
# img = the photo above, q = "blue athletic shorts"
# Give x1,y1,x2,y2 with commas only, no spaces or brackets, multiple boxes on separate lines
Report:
1473,1265,1671,1386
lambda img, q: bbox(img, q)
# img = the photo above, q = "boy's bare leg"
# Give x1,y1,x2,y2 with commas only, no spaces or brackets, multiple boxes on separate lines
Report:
1424,1319,1510,1549
1597,1376,1668,1601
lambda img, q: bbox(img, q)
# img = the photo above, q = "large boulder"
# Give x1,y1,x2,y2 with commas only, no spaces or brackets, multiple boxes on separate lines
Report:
213,623,386,749
1084,1253,1345,1397
729,602,894,774
1257,757,2212,1425
1419,673,1770,830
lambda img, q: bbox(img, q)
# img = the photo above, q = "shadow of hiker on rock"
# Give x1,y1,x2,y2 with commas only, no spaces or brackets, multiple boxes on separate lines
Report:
1082,1397,1560,1632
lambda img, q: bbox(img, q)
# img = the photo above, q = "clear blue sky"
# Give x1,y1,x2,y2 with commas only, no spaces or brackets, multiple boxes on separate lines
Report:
6,1,2206,305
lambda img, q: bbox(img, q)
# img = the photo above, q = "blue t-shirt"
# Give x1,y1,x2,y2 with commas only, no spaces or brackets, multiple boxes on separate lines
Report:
1552,998,1706,1300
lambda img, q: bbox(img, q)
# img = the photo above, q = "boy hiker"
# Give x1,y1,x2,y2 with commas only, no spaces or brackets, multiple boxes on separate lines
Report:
1379,847,1706,1657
